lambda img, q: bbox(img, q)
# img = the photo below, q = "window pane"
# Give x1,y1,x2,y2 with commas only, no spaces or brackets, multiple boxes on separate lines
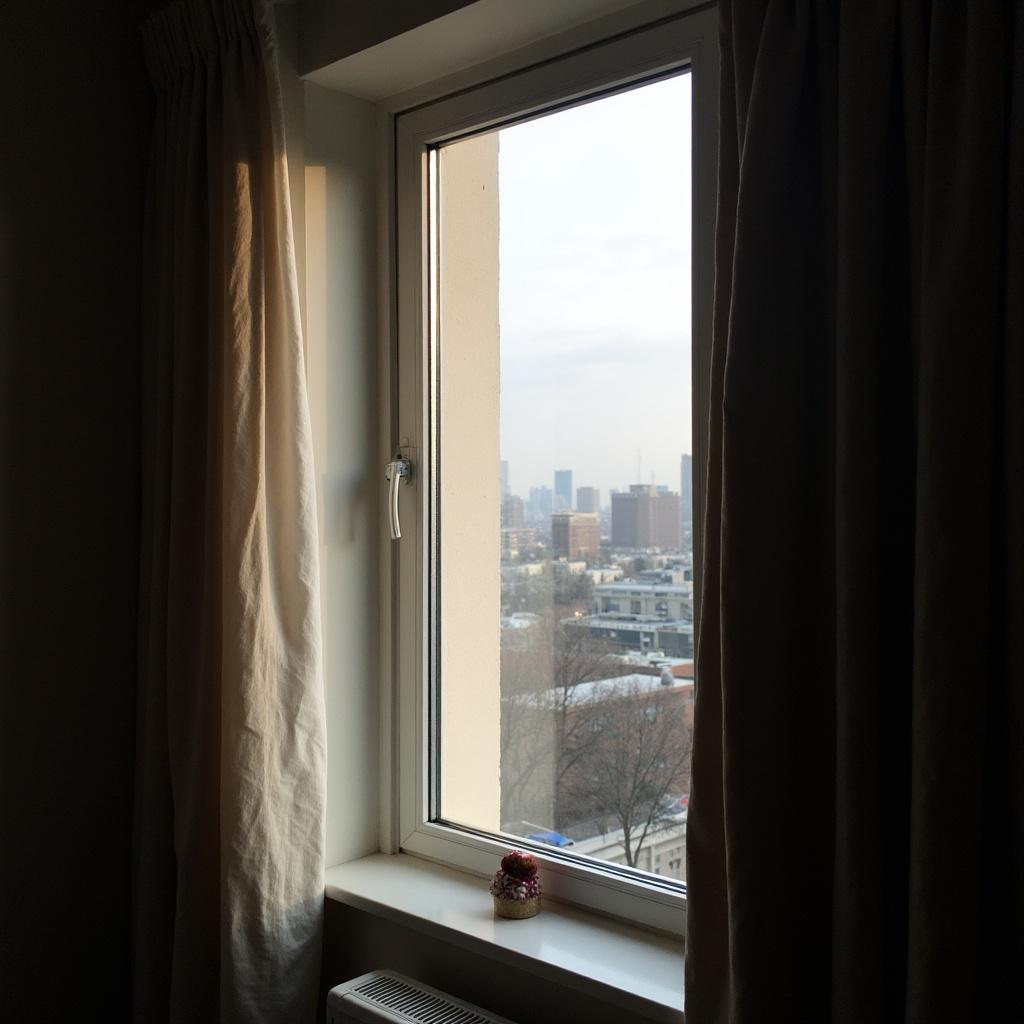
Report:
436,74,694,881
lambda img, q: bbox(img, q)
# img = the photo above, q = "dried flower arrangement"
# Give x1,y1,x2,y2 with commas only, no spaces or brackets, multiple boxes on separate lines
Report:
489,851,541,919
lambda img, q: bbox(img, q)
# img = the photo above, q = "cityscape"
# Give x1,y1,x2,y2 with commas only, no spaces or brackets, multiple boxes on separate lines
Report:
496,455,695,881
431,73,696,882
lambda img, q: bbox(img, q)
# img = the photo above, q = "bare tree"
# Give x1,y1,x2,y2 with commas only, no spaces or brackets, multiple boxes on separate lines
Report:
552,569,593,617
496,613,694,871
549,623,621,789
557,677,692,868
498,618,621,828
499,638,551,825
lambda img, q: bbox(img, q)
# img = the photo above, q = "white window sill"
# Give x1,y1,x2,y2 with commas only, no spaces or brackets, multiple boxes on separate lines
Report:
325,853,684,1023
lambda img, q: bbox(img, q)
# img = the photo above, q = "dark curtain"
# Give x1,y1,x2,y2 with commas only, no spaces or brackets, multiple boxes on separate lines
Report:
686,3,1023,1021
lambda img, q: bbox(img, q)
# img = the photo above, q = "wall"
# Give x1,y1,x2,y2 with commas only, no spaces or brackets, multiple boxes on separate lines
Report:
303,81,382,865
320,901,664,1024
439,133,502,831
299,0,479,77
0,0,160,1016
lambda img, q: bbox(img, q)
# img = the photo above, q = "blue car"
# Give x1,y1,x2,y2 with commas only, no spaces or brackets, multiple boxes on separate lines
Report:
527,830,574,848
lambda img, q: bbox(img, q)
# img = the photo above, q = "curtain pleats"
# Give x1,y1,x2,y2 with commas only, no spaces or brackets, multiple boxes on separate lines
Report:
686,3,1023,1021
133,3,325,1022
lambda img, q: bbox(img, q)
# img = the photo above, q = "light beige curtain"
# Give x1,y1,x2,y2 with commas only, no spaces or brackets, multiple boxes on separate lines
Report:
133,2,326,1021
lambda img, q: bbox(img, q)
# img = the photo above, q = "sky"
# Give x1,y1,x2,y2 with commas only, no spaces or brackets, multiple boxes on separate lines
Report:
496,73,692,501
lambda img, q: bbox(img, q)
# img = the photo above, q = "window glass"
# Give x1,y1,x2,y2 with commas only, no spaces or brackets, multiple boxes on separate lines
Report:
437,74,694,880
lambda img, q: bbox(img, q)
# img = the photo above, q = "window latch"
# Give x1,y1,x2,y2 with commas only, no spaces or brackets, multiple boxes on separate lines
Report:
385,456,412,540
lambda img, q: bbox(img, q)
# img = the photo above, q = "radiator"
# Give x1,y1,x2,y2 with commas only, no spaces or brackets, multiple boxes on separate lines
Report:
327,970,518,1024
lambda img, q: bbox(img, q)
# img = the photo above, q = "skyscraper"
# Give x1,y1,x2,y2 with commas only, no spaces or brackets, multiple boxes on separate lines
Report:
554,469,573,511
501,495,524,529
655,492,682,549
501,459,510,497
611,484,682,550
576,486,600,513
528,485,553,521
551,512,600,561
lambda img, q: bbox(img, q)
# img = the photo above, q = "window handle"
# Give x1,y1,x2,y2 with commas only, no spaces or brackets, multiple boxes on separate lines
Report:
385,457,412,540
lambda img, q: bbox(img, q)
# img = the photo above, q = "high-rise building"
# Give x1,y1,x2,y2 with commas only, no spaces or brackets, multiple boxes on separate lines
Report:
528,485,553,521
576,486,600,513
611,486,647,548
501,495,524,530
655,491,682,549
551,512,600,562
554,469,573,511
611,484,683,550
501,459,510,497
680,454,692,523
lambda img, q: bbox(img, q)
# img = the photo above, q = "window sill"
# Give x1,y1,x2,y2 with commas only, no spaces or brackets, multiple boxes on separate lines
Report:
325,853,684,1023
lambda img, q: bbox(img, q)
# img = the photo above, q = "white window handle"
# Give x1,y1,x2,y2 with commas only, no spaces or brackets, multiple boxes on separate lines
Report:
385,457,412,540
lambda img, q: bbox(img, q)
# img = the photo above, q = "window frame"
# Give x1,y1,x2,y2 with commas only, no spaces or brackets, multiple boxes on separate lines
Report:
387,6,718,938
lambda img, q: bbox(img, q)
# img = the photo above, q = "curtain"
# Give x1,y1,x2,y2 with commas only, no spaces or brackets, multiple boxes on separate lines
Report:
686,2,1022,1021
133,2,326,1021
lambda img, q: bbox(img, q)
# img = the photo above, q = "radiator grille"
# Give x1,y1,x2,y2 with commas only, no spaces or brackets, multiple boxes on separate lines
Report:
352,974,492,1024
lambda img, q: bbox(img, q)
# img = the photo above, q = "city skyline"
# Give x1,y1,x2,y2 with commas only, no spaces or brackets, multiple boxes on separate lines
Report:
497,74,692,497
502,457,692,511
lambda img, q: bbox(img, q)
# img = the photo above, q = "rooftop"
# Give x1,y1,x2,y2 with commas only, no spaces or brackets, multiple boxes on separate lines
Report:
578,615,694,633
516,671,694,711
594,581,693,595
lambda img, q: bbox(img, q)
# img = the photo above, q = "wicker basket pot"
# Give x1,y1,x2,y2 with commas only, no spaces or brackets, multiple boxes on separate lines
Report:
493,895,540,919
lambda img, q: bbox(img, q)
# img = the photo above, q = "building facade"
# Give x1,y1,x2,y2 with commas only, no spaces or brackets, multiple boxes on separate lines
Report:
501,494,524,529
527,485,552,521
551,511,600,561
554,469,573,511
572,577,695,657
655,491,682,549
610,484,683,550
576,486,600,513
573,821,686,880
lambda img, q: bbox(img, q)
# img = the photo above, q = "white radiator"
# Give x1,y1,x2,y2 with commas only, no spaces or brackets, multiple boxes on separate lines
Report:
326,970,517,1024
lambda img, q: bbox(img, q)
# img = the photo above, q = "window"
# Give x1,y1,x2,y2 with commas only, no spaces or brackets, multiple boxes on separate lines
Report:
391,8,717,936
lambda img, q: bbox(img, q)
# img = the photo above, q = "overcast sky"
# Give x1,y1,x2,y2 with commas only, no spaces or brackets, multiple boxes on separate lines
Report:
498,73,692,502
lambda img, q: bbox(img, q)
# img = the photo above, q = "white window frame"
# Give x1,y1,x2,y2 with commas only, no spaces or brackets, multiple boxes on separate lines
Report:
386,6,718,938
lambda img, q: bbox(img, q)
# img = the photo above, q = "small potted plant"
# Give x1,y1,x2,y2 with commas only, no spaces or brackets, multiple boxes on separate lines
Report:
489,851,541,919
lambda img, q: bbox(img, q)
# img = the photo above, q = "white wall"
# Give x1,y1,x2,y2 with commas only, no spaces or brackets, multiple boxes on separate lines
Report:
303,81,382,866
439,133,502,831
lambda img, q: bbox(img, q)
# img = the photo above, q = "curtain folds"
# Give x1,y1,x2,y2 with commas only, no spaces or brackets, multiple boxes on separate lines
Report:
686,2,1023,1021
133,2,326,1021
